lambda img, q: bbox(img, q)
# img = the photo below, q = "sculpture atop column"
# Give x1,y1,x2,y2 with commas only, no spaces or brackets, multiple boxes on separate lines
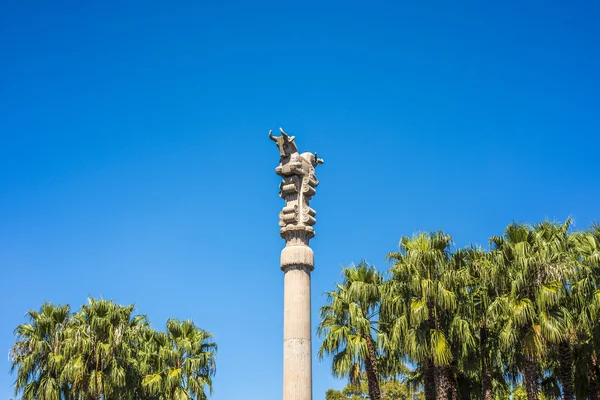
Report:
269,127,324,249
270,127,323,400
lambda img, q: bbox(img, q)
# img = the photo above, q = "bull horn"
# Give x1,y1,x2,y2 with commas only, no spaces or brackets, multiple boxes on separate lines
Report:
279,127,288,137
315,152,324,164
269,130,277,142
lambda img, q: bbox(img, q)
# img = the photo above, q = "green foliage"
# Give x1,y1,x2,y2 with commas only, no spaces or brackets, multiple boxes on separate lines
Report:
318,261,385,399
10,298,216,400
325,380,424,400
322,219,600,400
511,384,549,400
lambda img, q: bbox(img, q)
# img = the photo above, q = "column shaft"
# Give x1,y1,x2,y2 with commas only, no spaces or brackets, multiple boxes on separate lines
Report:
283,266,312,400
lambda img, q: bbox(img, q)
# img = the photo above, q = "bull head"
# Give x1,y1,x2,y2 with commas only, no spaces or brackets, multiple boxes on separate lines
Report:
269,127,298,158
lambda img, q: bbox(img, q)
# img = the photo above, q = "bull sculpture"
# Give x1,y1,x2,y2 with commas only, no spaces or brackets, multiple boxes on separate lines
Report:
269,127,324,177
269,127,323,230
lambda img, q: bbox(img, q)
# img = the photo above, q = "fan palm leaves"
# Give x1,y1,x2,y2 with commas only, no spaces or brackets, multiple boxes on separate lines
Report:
385,231,463,400
141,319,217,400
463,247,511,400
321,219,597,400
490,220,574,400
10,302,70,400
63,298,149,400
318,261,385,400
571,224,600,400
10,299,216,400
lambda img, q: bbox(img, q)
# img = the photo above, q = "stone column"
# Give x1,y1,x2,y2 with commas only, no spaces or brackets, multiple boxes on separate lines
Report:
269,128,323,400
281,247,312,400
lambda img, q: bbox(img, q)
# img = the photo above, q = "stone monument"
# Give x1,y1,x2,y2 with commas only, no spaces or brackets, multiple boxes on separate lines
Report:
270,128,323,400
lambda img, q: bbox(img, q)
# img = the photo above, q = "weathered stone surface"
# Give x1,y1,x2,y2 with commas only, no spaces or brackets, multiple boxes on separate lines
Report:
270,128,322,400
281,246,314,270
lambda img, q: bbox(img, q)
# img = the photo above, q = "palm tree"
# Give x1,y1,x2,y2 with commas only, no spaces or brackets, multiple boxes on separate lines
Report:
385,231,459,400
62,298,148,400
318,261,384,400
543,223,579,400
443,248,477,400
465,246,520,400
141,319,217,400
490,221,573,400
572,224,600,400
10,302,71,400
11,298,217,400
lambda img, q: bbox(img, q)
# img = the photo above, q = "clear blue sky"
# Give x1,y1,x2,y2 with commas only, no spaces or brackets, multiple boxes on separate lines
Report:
1,0,598,398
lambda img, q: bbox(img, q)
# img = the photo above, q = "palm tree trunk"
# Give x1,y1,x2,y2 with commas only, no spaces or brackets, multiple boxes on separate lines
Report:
446,367,457,400
435,365,450,400
523,355,539,400
423,358,436,400
482,370,493,400
363,333,381,400
480,327,493,400
590,354,600,400
424,304,438,400
557,340,574,400
483,372,494,400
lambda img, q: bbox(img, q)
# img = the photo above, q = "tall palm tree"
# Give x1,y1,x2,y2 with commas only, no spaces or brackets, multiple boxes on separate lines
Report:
141,319,217,400
544,222,579,400
62,298,148,400
318,261,384,400
443,248,477,400
464,247,512,400
491,221,573,400
10,302,71,400
11,298,217,400
385,231,459,400
572,224,600,400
